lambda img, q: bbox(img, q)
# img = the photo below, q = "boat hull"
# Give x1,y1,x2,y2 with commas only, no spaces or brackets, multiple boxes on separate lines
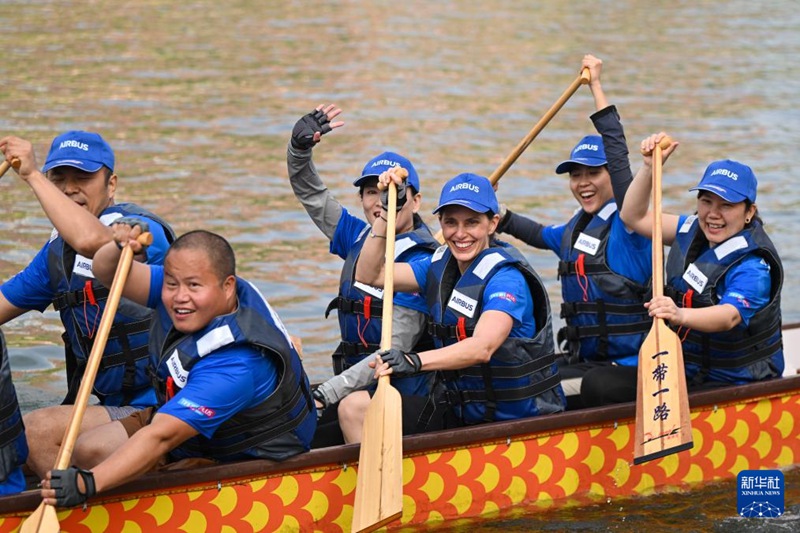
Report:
1,374,798,532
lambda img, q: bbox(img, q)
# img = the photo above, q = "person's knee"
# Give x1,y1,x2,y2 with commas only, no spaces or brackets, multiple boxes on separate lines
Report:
338,392,369,424
23,406,68,442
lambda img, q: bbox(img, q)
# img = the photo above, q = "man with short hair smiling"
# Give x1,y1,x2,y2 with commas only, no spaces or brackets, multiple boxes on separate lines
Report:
37,228,315,508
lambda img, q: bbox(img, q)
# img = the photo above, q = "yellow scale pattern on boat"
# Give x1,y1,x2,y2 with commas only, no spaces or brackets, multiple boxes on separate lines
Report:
1,391,798,532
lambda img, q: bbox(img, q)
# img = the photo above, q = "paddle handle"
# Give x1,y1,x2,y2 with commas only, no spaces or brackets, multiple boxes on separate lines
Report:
640,136,673,156
0,157,21,178
54,232,153,469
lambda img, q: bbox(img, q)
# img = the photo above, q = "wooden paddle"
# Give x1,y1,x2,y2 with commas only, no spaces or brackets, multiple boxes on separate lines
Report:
0,157,21,178
433,67,591,243
633,137,693,464
351,180,403,532
20,232,153,533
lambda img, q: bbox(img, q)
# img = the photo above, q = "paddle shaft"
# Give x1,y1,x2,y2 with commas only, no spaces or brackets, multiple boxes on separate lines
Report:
651,144,665,297
20,233,152,533
488,67,591,186
351,183,403,532
433,68,590,243
380,184,397,349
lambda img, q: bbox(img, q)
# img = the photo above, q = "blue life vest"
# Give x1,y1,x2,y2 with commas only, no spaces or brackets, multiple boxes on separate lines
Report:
665,217,784,384
426,242,565,424
325,217,438,395
46,203,175,407
149,278,315,461
0,331,27,492
556,202,651,365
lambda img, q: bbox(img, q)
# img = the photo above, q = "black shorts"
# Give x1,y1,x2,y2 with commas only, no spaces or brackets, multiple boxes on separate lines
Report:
311,391,450,449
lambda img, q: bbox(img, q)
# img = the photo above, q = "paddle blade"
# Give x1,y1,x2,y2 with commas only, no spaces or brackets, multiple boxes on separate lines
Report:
351,377,403,533
634,320,693,464
19,502,59,533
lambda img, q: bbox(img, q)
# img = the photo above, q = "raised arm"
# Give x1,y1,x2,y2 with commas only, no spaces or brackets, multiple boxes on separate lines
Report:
619,133,681,245
353,170,421,293
0,136,113,256
583,55,634,208
286,104,346,240
92,221,153,306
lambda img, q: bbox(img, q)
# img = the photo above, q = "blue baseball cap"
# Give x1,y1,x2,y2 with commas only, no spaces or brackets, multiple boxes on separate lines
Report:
555,135,607,174
689,159,757,203
42,130,115,173
354,151,420,192
433,173,499,215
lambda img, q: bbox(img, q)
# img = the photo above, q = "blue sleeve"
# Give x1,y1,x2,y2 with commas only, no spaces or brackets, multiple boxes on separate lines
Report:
329,208,368,260
717,256,771,327
147,265,164,309
157,345,278,438
482,267,534,336
0,243,55,312
540,225,565,255
605,215,652,284
409,255,432,296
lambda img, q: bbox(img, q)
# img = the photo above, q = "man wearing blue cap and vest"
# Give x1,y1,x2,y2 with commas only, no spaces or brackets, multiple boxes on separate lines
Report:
0,131,175,483
287,104,440,445
496,55,652,409
350,171,565,429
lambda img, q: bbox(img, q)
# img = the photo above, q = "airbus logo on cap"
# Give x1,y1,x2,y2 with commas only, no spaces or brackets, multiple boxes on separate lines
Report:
371,159,399,168
450,183,479,193
710,168,738,181
574,143,600,152
58,140,90,151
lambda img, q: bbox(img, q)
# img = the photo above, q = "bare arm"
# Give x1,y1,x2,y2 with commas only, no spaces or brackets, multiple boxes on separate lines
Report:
381,310,513,373
619,133,681,245
92,224,153,306
355,169,419,292
646,296,742,332
0,137,113,257
42,413,197,501
0,292,28,325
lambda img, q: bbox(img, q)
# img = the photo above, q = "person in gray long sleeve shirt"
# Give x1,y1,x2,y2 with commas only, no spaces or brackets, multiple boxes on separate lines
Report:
496,56,653,409
287,104,444,445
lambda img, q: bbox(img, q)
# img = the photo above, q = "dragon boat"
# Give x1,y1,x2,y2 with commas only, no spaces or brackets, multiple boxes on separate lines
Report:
1,325,798,532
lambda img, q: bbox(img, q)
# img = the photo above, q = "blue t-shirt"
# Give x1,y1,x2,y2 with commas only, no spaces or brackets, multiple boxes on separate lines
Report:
147,266,279,451
540,211,651,284
409,255,536,338
330,207,431,313
1,212,170,311
675,215,770,327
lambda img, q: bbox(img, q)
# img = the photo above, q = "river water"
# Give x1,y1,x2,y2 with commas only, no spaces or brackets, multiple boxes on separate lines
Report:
1,0,798,530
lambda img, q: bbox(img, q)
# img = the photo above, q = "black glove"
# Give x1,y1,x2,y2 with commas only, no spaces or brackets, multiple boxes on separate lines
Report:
378,348,422,377
312,387,328,421
291,109,332,150
380,179,408,213
113,217,150,233
49,466,97,507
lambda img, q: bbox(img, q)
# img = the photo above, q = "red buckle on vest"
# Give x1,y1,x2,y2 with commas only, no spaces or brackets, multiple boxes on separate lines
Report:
166,376,176,400
456,317,467,342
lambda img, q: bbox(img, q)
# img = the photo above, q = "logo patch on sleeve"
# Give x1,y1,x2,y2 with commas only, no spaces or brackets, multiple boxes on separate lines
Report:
177,398,216,418
488,291,517,303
